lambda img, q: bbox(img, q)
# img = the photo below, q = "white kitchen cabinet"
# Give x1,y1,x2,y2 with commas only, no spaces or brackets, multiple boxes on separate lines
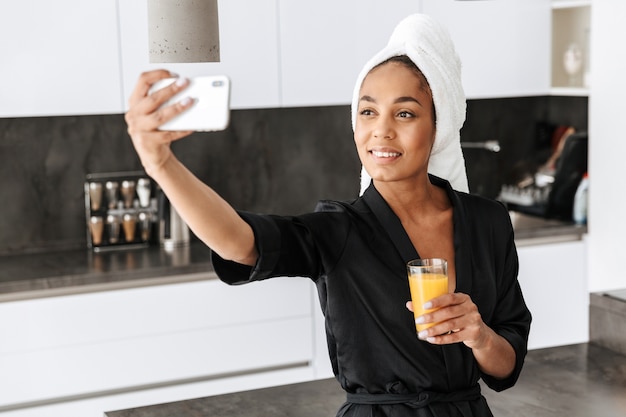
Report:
0,276,315,416
278,0,421,107
118,0,281,110
587,0,626,293
0,1,560,116
422,0,551,99
0,0,123,117
516,238,588,350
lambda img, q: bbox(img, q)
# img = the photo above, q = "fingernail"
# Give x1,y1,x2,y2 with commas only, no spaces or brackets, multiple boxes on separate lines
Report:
179,97,193,106
426,337,436,343
422,301,433,310
175,77,188,87
418,330,428,340
415,316,425,324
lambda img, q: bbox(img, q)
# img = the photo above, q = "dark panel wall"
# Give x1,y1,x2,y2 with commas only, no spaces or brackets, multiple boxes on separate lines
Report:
461,95,588,198
0,107,359,254
0,96,587,255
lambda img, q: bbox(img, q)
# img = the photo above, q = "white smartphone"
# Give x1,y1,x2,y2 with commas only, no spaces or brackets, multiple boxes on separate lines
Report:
149,75,231,132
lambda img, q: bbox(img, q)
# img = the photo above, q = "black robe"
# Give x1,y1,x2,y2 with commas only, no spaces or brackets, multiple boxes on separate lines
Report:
212,176,532,417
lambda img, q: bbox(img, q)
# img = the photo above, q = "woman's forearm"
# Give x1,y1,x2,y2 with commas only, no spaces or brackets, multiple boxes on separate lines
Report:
471,326,516,379
150,154,258,266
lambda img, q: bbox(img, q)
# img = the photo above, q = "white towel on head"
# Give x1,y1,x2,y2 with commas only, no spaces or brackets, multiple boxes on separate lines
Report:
352,14,469,195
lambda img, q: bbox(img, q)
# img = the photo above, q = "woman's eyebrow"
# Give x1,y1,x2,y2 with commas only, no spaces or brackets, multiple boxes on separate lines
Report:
394,96,423,106
359,95,423,107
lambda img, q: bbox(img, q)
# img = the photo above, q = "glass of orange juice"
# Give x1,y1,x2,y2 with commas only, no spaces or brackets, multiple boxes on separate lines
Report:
407,258,448,333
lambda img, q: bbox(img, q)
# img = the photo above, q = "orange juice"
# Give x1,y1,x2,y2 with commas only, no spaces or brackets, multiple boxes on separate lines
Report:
407,258,448,333
408,273,448,331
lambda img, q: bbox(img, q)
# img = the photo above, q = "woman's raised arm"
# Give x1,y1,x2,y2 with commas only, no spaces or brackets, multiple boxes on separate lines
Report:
125,69,258,265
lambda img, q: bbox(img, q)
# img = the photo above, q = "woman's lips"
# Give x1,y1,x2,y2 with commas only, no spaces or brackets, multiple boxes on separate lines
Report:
369,149,402,165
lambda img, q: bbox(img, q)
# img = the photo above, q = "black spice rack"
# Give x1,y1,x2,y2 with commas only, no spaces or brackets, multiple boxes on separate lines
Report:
84,171,159,252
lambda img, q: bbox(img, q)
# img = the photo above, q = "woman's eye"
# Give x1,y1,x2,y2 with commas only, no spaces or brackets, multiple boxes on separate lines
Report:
397,111,414,118
360,109,375,116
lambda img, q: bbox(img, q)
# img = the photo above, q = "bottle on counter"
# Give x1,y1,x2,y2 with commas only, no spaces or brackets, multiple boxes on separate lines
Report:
573,172,589,225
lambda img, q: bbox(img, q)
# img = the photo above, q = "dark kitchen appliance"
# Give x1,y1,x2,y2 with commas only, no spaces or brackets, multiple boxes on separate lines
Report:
499,131,588,221
157,188,190,250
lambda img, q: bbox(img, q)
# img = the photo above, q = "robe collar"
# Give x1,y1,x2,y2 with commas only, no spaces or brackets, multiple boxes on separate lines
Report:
361,175,473,294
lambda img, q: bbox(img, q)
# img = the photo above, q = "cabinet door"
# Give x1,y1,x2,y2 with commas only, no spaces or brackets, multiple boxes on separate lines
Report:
423,0,551,99
588,0,626,292
278,0,421,107
0,0,123,117
516,240,588,350
118,0,281,110
0,277,314,408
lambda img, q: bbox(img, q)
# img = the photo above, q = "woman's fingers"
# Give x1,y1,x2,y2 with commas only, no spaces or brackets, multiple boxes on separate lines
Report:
126,70,194,132
124,69,197,173
127,69,176,108
143,94,195,132
413,293,484,345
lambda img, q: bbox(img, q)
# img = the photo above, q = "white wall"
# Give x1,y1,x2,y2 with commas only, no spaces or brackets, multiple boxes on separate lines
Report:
588,0,626,292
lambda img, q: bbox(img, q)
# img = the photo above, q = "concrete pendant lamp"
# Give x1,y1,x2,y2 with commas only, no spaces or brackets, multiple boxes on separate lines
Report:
147,0,220,63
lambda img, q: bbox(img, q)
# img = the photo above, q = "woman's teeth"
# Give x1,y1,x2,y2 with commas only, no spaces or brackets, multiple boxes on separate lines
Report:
372,150,401,158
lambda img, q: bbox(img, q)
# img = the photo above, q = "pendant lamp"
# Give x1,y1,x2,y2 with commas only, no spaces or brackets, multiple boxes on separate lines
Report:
147,0,220,63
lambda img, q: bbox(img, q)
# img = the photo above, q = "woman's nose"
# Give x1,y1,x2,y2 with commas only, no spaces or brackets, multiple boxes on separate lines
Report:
373,115,393,139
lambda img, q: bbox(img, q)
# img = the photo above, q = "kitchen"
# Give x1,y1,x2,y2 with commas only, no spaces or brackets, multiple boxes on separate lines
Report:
1,0,625,416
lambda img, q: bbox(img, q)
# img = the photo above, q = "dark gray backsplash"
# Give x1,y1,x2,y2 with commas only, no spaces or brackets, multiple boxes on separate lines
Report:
462,95,588,198
0,96,587,255
0,107,360,255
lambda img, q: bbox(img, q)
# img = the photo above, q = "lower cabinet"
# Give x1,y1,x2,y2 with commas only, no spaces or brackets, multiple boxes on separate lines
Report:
1,238,587,416
0,276,320,417
516,238,588,350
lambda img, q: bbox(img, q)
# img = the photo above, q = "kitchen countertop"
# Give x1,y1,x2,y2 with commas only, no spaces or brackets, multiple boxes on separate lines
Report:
508,211,587,247
0,212,585,302
0,242,215,301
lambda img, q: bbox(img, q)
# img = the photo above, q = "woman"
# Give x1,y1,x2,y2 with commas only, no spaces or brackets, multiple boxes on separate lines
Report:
125,14,531,417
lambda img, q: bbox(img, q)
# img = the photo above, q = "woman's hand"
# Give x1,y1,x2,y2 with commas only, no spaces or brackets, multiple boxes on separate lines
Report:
124,69,195,176
406,293,487,348
406,293,516,379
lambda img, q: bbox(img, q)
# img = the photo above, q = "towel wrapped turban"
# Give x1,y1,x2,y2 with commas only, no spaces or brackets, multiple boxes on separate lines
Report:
352,14,469,194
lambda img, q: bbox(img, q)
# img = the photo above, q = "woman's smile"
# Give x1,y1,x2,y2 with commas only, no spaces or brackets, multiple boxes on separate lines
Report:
370,148,402,161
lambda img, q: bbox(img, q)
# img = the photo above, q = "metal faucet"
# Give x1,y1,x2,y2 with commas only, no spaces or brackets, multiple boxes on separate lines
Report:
461,140,501,153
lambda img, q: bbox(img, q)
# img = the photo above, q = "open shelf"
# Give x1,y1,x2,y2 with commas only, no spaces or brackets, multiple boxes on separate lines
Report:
551,2,591,94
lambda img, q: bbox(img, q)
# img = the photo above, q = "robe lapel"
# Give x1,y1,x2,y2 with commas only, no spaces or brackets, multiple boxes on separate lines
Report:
362,184,419,264
361,176,475,294
444,181,473,296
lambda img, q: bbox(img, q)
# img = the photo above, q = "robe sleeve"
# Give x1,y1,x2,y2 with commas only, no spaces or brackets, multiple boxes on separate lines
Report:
480,211,532,392
211,211,324,285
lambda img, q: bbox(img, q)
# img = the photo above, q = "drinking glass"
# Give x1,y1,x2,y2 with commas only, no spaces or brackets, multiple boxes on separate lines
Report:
407,258,449,333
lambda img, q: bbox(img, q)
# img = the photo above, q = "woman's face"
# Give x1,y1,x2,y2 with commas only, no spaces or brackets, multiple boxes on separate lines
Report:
354,61,435,188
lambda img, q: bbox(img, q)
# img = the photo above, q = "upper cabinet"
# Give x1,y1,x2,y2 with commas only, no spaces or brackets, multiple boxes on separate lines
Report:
278,0,420,107
551,0,591,96
1,1,581,117
118,0,281,110
0,1,123,117
422,0,551,99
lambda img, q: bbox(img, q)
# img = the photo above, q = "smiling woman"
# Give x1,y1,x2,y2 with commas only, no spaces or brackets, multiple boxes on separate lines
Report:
124,13,531,417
